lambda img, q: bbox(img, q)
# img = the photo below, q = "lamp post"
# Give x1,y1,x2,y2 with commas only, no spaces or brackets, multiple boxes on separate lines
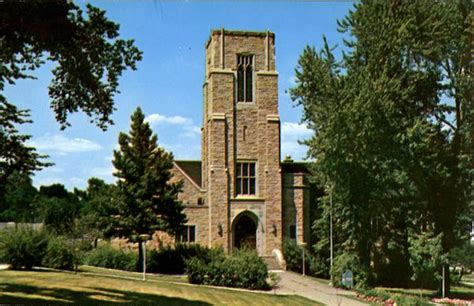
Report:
139,234,150,281
299,242,308,276
328,184,334,285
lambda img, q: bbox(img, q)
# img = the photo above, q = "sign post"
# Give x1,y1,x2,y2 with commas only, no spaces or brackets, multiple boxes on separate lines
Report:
341,269,354,289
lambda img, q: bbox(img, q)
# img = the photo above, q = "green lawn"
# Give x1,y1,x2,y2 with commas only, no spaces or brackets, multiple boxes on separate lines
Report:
0,267,321,305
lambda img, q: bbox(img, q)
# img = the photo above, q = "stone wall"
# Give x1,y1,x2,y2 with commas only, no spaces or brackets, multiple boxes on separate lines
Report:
282,172,310,244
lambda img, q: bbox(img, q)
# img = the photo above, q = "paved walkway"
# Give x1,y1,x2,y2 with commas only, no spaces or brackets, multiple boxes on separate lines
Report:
275,271,368,306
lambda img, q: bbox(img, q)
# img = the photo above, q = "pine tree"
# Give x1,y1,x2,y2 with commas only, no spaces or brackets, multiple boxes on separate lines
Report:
112,107,186,271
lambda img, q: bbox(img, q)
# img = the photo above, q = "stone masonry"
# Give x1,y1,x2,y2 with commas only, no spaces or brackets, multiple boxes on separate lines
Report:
170,29,312,258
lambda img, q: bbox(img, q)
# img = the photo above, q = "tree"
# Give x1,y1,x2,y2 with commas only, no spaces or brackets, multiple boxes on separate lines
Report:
1,1,142,184
0,171,38,222
291,0,473,289
0,103,51,192
112,107,186,271
77,178,120,246
33,184,81,233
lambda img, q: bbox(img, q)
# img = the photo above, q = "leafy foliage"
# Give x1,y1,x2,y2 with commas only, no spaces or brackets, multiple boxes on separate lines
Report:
0,103,51,191
85,244,137,272
291,0,473,288
0,171,38,222
33,184,81,234
0,227,48,270
186,249,269,290
0,1,142,185
42,235,75,271
147,243,215,274
77,178,120,241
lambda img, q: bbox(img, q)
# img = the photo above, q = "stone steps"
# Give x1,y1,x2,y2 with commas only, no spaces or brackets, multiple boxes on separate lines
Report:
261,256,283,271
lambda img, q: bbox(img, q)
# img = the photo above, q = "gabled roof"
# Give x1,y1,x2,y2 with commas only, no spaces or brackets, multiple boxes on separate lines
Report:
174,160,202,188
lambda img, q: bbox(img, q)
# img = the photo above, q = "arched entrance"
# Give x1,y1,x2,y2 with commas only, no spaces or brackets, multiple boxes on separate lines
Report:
233,213,257,250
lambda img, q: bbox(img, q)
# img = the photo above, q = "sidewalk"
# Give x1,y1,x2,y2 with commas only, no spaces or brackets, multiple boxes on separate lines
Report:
275,271,368,306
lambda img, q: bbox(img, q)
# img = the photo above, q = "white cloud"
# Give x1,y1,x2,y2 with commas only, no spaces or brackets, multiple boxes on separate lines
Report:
33,176,63,188
281,122,312,138
281,140,309,161
182,125,201,138
145,113,191,125
91,165,116,179
29,134,102,155
280,122,312,160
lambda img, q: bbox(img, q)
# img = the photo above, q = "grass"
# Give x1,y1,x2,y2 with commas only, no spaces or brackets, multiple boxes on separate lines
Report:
79,265,188,283
0,267,321,305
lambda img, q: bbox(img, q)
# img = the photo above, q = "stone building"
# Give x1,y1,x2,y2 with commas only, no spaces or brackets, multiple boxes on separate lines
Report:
171,29,313,262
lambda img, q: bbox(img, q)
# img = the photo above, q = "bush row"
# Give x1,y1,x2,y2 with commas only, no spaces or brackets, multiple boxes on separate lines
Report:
355,288,431,306
85,245,137,271
147,243,215,274
0,228,270,290
0,227,76,270
186,249,269,290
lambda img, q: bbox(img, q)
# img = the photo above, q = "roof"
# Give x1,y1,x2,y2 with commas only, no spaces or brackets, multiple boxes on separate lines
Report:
174,160,202,188
281,162,311,174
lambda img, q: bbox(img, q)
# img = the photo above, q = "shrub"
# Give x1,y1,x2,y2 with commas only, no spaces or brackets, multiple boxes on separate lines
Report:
147,243,214,274
85,245,137,271
409,232,446,289
283,239,303,273
186,249,269,290
283,239,329,278
0,227,48,270
331,252,370,288
355,288,431,306
42,236,75,270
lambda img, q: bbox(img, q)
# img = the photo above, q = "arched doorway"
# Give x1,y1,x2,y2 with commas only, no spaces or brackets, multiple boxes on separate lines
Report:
233,213,257,250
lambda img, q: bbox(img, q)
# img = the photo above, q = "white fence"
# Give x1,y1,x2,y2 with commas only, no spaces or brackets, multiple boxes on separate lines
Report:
0,222,43,230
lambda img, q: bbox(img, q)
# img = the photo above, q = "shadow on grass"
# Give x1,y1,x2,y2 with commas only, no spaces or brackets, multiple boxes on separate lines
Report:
0,283,211,305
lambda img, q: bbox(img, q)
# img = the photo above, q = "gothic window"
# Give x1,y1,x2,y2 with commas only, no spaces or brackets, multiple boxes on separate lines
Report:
236,162,256,195
237,55,253,102
177,225,196,243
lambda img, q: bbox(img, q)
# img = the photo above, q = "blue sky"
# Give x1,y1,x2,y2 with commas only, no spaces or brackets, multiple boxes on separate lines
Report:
4,1,354,190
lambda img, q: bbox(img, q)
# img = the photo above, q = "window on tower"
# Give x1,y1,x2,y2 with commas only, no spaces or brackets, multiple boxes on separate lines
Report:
237,55,253,102
236,162,256,195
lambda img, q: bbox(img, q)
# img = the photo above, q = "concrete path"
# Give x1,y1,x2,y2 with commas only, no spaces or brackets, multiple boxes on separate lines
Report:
275,271,368,306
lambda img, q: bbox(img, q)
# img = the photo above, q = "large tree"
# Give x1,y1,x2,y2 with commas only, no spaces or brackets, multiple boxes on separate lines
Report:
291,0,472,289
76,178,120,246
0,171,38,223
112,107,186,271
33,183,82,233
0,1,142,184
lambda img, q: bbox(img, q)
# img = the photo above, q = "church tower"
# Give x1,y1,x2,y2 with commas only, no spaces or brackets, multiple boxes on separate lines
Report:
201,29,282,255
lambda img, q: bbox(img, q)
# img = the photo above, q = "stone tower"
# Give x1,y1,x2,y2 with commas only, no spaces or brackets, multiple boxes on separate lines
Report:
201,29,282,255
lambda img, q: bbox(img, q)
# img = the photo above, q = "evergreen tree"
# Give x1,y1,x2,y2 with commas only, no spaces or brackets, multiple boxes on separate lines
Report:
291,0,473,289
112,107,186,271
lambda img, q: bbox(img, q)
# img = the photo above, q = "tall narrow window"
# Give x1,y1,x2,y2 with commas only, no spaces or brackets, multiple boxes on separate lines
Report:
236,162,256,195
289,225,297,240
237,55,253,102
